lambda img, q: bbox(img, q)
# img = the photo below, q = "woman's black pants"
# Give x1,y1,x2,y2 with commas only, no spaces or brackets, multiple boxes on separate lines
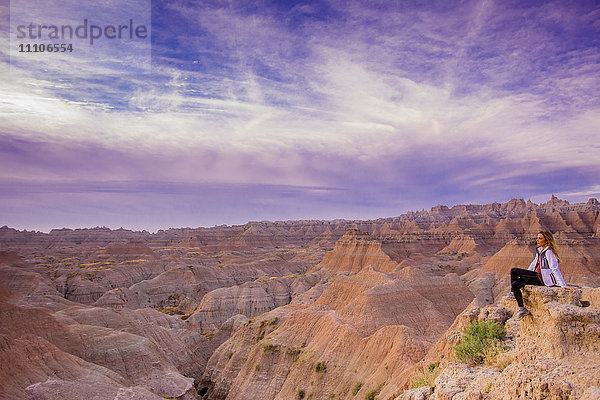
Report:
510,268,543,307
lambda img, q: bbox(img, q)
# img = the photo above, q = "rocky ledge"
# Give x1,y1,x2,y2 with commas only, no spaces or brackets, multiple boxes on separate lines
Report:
397,285,600,400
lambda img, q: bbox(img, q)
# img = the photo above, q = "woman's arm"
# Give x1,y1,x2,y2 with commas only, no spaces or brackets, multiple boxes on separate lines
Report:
528,254,538,271
546,250,567,287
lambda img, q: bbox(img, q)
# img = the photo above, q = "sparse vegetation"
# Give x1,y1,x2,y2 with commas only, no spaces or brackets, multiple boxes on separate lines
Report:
76,261,102,268
364,383,384,400
227,351,234,359
454,320,507,366
121,258,149,264
315,361,327,373
484,382,493,393
259,317,278,328
286,347,302,358
297,388,306,399
257,275,298,283
351,382,363,396
262,342,274,351
156,307,177,315
484,341,513,369
410,362,440,388
295,349,313,366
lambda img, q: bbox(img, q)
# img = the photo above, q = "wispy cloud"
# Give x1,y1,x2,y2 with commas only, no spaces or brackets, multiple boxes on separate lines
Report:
2,0,600,230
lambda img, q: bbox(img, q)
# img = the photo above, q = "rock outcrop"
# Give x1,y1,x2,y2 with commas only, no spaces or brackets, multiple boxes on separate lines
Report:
0,279,207,399
187,273,321,333
396,286,600,400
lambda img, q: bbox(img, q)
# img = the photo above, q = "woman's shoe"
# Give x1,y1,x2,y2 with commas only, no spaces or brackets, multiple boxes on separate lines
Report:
515,307,530,320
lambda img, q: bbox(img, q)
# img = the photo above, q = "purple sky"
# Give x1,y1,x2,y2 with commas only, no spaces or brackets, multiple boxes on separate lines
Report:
1,0,600,232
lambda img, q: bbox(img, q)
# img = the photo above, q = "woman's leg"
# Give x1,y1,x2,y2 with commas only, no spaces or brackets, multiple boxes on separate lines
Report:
510,268,543,308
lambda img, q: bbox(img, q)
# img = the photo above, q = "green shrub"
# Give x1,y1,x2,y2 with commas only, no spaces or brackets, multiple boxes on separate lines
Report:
286,347,302,359
262,342,274,351
297,388,306,399
259,317,278,329
427,362,439,372
363,383,384,400
315,361,327,373
351,382,363,396
454,320,506,365
410,370,438,388
484,382,492,393
409,361,441,388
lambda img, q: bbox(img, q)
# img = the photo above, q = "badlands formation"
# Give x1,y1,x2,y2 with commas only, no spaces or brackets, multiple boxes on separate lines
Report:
1,196,600,400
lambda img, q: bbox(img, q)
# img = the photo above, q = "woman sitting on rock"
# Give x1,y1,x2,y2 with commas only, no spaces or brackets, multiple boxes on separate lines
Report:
509,230,571,319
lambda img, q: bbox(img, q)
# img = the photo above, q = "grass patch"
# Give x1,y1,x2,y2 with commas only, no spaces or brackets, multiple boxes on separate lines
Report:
364,383,384,400
295,348,313,366
315,361,327,373
484,382,493,393
286,347,302,361
454,320,507,366
262,342,274,351
351,382,363,396
483,341,513,369
156,307,177,315
259,317,278,329
410,363,440,388
121,259,149,264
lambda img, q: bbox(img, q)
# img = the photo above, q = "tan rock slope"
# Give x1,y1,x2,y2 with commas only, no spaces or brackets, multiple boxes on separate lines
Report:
199,230,476,400
0,258,209,399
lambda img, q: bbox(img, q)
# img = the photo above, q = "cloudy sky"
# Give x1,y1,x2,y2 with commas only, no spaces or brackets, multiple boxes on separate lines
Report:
1,0,599,232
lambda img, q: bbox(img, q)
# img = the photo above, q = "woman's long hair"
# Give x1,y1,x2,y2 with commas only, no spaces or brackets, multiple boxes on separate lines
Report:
539,230,560,263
